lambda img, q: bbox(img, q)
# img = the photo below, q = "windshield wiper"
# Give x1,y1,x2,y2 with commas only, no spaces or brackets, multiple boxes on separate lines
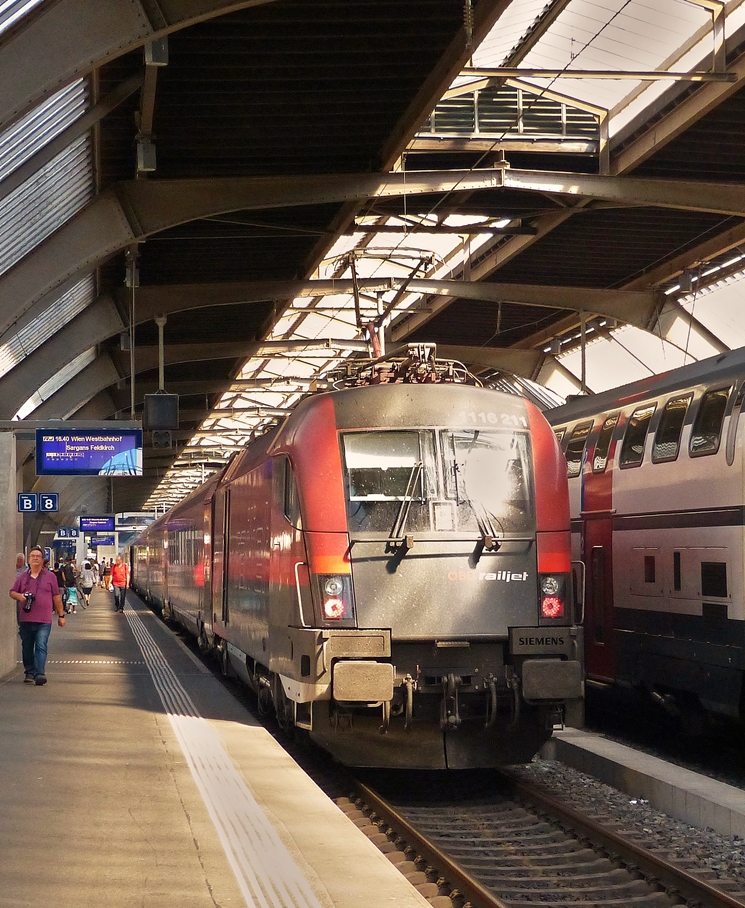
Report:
469,501,503,565
387,461,422,552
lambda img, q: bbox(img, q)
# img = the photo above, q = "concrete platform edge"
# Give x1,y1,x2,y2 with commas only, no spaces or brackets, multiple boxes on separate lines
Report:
541,728,745,839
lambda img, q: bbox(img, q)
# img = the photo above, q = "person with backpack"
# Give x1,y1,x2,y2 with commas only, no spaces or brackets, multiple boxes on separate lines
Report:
61,559,77,614
79,561,96,608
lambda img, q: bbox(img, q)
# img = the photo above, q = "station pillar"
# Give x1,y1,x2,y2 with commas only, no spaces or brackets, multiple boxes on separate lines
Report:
0,432,18,677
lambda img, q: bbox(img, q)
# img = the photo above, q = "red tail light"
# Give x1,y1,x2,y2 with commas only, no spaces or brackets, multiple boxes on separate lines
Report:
323,597,346,619
541,595,564,619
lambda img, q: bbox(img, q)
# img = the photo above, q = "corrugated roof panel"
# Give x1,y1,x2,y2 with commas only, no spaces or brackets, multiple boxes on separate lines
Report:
0,0,44,34
0,136,92,276
0,80,88,179
14,347,96,419
0,274,94,379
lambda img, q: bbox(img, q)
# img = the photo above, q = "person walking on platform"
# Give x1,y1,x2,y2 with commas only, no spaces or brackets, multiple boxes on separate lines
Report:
102,559,111,590
79,561,95,608
61,558,77,614
10,545,65,685
15,553,27,575
111,555,129,612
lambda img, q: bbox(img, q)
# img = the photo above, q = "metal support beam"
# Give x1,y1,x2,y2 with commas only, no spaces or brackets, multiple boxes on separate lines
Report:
1,167,722,341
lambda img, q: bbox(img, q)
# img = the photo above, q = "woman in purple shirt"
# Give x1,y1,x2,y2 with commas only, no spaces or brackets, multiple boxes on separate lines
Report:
10,545,65,685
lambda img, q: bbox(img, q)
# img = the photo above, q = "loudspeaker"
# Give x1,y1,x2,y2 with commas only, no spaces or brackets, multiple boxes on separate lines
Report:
143,393,179,429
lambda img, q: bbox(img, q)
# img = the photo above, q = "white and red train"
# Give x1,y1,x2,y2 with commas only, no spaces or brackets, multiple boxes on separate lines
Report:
549,346,745,729
131,351,583,768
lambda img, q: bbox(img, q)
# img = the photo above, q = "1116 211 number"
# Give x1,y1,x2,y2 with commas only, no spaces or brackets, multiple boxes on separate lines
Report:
457,411,528,427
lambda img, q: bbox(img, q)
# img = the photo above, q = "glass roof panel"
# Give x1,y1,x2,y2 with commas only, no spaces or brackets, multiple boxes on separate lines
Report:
0,135,92,276
0,0,44,34
14,347,96,419
0,80,88,179
0,274,94,379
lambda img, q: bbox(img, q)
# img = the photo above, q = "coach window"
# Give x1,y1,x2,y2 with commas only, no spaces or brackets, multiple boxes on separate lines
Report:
592,412,619,472
652,394,692,463
690,386,730,457
619,403,656,467
565,421,592,478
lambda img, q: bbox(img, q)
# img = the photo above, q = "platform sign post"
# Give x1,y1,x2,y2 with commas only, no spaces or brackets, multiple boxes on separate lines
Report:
39,493,59,512
56,527,79,539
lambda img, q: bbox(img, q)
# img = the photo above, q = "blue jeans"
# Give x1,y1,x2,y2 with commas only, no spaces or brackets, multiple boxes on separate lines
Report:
18,622,51,678
113,585,127,610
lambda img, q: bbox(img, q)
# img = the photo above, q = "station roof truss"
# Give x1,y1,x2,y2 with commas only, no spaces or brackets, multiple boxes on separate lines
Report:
4,0,745,522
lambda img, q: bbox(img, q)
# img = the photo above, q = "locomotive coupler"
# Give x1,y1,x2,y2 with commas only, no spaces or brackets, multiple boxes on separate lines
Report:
484,674,498,728
379,700,391,735
402,674,415,731
440,672,462,731
506,668,521,728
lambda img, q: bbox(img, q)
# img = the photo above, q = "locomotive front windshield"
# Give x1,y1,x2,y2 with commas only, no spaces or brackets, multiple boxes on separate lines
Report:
343,429,534,537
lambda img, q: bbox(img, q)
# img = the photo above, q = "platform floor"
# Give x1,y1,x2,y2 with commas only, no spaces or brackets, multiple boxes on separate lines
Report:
0,588,430,908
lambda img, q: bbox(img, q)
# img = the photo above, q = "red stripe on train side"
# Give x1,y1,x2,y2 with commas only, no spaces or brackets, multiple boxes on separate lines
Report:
536,530,571,573
525,400,571,533
278,394,349,534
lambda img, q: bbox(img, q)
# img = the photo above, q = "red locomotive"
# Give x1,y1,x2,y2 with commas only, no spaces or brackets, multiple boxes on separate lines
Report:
132,348,583,768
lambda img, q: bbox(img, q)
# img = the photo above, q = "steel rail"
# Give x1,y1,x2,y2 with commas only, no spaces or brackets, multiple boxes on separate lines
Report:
353,773,745,908
353,779,511,908
503,771,745,908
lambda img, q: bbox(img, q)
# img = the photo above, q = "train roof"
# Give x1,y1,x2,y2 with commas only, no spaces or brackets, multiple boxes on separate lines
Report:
546,346,745,425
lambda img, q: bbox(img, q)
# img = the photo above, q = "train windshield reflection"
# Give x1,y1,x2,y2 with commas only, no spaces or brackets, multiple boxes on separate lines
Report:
343,429,534,536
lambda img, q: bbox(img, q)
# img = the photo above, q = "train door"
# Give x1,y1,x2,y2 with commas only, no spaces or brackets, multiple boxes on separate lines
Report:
581,411,620,682
583,518,616,681
211,488,231,626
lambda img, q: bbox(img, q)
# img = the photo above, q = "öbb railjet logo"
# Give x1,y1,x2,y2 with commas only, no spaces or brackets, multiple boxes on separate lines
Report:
447,571,529,582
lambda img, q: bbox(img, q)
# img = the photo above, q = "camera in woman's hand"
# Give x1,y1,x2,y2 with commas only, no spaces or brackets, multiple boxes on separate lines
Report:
22,592,35,612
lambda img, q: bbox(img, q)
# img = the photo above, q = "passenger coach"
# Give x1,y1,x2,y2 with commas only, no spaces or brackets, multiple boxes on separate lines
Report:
549,346,745,727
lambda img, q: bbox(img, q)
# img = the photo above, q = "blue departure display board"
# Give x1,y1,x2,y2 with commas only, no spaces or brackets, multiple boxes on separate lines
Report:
79,516,115,532
90,535,116,546
36,429,143,476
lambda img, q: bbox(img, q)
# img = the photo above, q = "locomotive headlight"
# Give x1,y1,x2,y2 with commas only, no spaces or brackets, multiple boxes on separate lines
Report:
324,577,344,597
541,576,560,596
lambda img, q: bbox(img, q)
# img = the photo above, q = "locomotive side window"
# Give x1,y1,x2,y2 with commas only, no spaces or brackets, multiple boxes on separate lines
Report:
553,427,566,444
690,386,730,457
565,421,592,478
652,394,692,463
619,403,656,468
592,412,619,473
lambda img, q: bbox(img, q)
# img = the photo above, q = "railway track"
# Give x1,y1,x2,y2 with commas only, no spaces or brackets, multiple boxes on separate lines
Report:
338,770,745,908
